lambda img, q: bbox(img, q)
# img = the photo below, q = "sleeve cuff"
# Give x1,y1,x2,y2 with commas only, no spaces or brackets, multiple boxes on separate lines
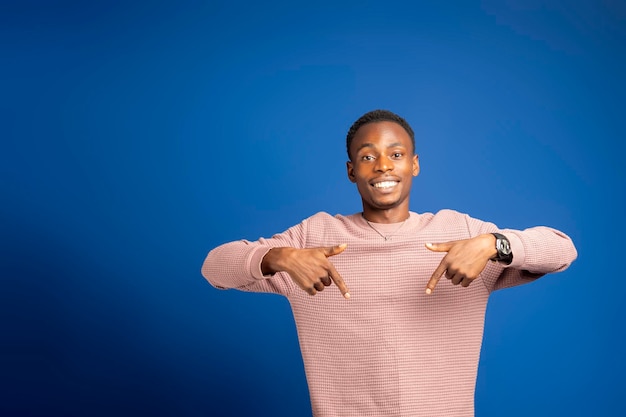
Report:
248,246,275,280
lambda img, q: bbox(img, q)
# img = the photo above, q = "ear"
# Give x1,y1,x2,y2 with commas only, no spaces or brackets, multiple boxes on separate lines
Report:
412,154,420,177
346,160,356,183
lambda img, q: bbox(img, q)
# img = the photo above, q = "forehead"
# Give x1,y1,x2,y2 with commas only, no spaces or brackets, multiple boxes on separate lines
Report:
351,121,413,151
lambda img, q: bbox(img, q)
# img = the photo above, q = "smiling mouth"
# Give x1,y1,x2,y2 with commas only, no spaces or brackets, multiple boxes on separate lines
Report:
373,181,398,189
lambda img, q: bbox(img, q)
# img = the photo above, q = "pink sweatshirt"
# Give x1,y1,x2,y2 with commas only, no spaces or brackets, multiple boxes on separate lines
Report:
202,209,577,417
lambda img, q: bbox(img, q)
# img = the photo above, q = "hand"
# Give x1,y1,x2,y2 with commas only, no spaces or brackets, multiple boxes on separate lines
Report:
424,234,497,295
262,244,350,299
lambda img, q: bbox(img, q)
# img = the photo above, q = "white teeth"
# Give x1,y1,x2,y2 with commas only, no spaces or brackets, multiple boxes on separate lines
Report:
373,181,398,188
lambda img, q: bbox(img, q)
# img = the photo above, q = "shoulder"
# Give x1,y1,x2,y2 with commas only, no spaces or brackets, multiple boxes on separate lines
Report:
423,209,503,239
297,211,354,231
420,209,470,225
411,209,490,239
297,211,366,243
304,211,343,223
303,211,361,228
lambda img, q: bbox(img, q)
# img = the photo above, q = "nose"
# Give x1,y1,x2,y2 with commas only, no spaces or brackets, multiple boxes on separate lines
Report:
375,155,393,172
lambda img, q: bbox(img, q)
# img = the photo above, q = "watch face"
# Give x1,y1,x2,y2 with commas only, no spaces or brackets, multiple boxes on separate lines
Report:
498,239,512,256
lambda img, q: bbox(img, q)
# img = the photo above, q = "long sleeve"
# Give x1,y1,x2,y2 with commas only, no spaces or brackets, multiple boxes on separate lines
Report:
201,213,323,296
462,212,578,292
503,226,578,273
202,240,276,290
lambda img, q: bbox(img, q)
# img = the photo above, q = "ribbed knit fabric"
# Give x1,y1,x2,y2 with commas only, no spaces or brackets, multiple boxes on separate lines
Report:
202,209,577,417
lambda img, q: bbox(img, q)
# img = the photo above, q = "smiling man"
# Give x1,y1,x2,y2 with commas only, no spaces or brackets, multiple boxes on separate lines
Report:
202,109,577,417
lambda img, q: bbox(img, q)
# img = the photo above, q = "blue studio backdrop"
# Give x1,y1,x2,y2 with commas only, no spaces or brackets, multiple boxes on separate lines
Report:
2,1,625,416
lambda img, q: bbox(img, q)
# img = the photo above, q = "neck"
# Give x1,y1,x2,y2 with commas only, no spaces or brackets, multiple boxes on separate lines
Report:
361,208,410,224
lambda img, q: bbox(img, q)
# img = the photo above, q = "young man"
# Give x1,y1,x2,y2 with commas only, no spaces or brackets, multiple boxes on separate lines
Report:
202,110,577,417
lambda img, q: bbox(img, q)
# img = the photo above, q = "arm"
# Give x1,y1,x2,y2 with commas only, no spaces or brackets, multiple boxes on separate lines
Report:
424,215,577,294
201,214,350,298
202,240,280,292
500,226,577,274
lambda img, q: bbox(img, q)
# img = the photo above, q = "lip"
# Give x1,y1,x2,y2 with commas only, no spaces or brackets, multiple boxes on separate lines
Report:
369,176,401,187
369,177,401,194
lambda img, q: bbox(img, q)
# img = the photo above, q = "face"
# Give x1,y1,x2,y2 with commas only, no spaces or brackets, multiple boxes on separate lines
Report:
346,121,419,222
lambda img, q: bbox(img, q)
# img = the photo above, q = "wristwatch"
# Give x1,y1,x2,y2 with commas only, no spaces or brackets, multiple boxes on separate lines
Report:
491,233,513,264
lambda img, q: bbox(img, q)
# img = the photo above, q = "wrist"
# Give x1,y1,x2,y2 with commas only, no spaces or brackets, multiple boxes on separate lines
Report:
490,233,513,264
261,247,282,275
261,247,293,275
481,233,498,259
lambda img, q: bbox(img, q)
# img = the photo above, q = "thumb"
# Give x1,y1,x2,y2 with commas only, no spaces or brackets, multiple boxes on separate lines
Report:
324,243,348,257
425,242,453,252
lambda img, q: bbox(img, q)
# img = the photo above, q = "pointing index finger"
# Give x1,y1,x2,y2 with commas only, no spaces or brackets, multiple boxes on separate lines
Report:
426,259,447,295
328,263,350,299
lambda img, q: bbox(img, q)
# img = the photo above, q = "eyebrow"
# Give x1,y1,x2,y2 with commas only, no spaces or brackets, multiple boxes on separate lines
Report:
355,142,406,152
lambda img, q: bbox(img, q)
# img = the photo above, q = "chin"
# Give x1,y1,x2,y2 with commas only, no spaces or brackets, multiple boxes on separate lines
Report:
371,200,401,210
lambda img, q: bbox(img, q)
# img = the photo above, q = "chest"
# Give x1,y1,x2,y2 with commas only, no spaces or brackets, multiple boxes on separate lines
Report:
332,238,440,301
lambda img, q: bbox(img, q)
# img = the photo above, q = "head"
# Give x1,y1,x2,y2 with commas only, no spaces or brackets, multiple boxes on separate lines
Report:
346,109,415,161
346,110,419,223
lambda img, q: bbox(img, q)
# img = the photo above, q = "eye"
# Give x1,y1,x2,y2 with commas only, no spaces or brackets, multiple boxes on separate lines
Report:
391,152,404,159
361,155,375,161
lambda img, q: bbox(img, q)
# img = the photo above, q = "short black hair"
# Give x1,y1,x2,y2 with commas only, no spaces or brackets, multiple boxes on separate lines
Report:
346,109,415,160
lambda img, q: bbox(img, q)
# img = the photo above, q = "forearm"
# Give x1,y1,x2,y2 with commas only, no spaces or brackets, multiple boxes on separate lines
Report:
464,212,578,274
503,226,578,273
202,240,273,290
202,219,309,294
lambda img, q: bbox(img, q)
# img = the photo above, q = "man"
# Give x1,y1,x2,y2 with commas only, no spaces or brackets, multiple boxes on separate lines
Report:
202,109,577,417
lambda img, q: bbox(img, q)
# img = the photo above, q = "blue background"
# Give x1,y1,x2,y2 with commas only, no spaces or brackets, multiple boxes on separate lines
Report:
2,1,625,416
